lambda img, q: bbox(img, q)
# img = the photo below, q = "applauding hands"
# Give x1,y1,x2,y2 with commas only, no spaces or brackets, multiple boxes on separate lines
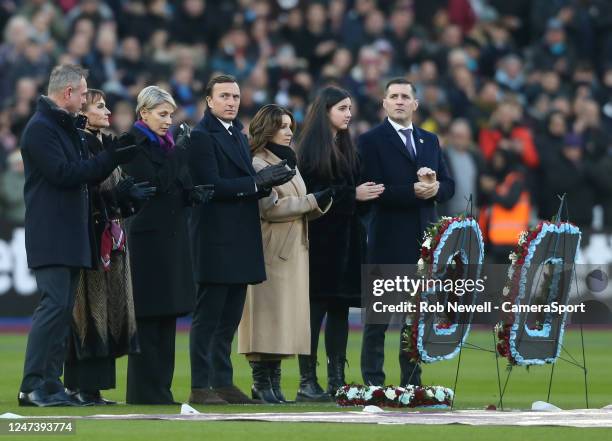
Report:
414,167,439,199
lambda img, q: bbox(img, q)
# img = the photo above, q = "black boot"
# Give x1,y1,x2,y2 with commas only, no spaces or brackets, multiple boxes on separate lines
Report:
249,361,281,404
326,354,347,397
296,355,330,402
268,361,294,403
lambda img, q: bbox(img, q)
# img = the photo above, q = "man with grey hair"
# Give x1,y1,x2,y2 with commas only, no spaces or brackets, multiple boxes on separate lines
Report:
18,64,137,407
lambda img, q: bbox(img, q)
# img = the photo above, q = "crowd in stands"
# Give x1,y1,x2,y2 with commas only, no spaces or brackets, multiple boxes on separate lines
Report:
0,0,611,231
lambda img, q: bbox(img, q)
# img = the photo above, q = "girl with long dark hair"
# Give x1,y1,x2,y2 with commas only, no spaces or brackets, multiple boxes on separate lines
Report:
296,86,384,401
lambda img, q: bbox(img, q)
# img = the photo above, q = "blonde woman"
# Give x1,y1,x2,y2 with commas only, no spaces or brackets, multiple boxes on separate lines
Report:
122,86,213,404
238,104,332,403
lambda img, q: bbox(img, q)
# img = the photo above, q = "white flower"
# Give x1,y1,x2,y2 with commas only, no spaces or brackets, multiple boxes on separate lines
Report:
446,388,454,399
434,388,446,402
417,258,425,271
508,252,518,263
502,286,510,297
422,237,432,249
399,391,413,405
364,386,376,401
425,389,435,398
518,231,528,245
385,388,397,401
346,388,360,400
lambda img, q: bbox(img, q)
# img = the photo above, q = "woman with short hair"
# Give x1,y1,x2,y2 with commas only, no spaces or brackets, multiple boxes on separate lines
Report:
122,85,213,404
64,88,149,405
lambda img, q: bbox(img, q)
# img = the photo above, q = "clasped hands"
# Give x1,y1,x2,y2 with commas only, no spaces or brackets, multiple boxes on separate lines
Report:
414,167,439,199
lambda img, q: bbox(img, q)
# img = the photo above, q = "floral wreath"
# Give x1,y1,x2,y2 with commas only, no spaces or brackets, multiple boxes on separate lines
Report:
335,384,453,408
495,221,581,366
401,215,484,364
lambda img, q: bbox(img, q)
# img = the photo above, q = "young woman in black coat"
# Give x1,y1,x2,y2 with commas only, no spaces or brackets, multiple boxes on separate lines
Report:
296,86,384,401
121,86,213,404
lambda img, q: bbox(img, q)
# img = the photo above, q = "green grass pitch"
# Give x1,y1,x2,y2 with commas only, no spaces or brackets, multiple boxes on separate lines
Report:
0,328,611,440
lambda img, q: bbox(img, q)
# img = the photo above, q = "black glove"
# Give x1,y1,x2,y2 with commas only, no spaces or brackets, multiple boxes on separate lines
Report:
115,176,157,201
254,159,296,189
108,132,138,164
313,187,333,208
188,184,215,205
175,123,192,150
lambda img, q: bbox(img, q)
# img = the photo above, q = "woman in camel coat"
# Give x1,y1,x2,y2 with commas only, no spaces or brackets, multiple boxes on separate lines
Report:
238,105,332,403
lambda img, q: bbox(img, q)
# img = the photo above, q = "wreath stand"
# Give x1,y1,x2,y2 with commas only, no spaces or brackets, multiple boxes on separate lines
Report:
492,194,589,410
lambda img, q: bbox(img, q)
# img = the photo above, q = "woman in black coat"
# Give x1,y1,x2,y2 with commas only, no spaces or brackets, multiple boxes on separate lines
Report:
64,89,150,406
121,85,212,404
296,86,384,401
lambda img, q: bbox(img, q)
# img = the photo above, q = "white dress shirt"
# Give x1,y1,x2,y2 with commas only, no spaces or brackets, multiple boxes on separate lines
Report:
387,117,417,156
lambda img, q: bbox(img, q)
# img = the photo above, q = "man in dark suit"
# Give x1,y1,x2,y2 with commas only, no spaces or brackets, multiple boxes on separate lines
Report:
358,78,455,387
188,75,294,404
18,64,136,407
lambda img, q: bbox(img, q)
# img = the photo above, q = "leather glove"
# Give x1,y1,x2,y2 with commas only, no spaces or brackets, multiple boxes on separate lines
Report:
108,132,138,165
176,123,192,150
254,159,296,189
188,184,215,205
115,176,157,201
313,187,333,208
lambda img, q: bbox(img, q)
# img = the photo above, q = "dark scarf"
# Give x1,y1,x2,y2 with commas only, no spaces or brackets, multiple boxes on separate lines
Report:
134,120,175,154
266,142,297,169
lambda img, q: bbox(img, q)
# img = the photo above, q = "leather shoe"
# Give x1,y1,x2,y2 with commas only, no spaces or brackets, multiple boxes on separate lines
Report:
213,385,262,404
69,390,117,406
189,388,228,405
18,389,83,407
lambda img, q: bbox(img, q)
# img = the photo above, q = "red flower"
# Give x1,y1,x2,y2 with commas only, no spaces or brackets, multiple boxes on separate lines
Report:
373,389,385,398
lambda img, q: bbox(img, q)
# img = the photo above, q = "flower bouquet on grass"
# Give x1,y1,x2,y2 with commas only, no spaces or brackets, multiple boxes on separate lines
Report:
335,384,453,408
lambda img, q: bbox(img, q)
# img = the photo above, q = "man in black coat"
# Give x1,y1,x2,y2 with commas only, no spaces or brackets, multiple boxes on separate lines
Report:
188,75,294,404
358,78,455,387
18,64,136,407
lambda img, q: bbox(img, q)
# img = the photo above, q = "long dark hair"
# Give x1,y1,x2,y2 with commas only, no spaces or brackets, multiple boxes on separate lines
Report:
296,86,357,181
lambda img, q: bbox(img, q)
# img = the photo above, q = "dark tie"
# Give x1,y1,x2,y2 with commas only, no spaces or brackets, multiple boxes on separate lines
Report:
228,125,239,142
399,128,416,161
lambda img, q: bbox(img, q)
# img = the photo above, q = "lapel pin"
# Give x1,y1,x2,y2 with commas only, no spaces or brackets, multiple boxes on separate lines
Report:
419,139,424,143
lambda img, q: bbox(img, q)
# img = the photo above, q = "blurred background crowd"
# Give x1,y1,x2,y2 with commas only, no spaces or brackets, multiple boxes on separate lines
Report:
0,0,611,234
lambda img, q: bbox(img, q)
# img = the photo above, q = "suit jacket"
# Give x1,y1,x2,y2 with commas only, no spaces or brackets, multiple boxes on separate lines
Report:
358,118,455,264
188,110,266,284
21,96,116,269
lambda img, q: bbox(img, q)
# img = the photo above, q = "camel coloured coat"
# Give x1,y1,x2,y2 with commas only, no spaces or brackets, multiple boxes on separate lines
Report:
238,147,330,356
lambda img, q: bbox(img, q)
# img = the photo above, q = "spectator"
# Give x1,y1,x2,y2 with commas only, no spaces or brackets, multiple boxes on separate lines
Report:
0,149,25,224
479,101,539,169
441,119,484,216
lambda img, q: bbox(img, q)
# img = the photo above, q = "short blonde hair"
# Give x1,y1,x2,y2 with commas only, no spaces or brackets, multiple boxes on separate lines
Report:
135,86,177,119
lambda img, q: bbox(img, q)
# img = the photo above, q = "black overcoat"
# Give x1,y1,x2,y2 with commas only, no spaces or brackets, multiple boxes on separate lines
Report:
21,96,116,269
301,159,365,306
121,125,195,318
188,111,266,285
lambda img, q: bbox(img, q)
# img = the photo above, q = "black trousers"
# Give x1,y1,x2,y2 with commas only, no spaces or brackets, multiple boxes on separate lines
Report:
126,317,176,404
361,322,422,386
64,356,116,392
190,283,247,389
21,266,80,393
309,299,349,357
